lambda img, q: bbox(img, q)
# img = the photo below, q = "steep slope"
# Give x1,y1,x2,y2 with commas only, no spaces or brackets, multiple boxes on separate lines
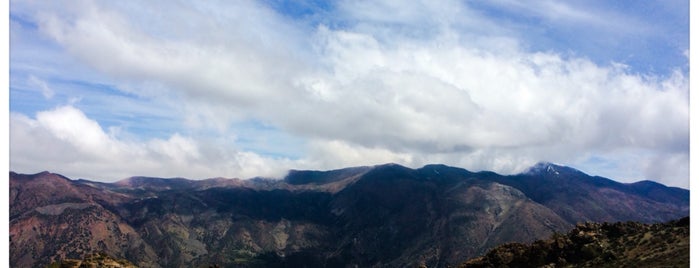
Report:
460,217,689,267
9,163,689,267
10,171,130,219
325,164,571,267
10,172,158,267
120,187,337,267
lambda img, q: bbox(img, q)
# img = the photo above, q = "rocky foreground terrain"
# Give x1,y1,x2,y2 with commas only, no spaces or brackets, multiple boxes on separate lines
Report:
10,162,688,267
460,217,689,267
48,252,138,268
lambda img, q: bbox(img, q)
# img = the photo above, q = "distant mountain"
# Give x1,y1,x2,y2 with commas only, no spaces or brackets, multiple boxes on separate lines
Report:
491,162,688,224
9,163,688,267
459,217,689,267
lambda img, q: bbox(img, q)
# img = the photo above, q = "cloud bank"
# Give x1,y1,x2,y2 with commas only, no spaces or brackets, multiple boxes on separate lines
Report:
9,0,689,187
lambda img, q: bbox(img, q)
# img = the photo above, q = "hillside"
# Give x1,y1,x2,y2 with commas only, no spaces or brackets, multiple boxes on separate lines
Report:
460,217,689,267
10,163,688,267
48,252,138,268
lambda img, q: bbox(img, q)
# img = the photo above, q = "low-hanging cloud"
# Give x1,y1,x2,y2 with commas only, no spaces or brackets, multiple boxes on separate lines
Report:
9,0,689,187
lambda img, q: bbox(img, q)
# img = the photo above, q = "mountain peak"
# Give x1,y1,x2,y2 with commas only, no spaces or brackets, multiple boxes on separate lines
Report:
522,162,560,175
522,162,584,176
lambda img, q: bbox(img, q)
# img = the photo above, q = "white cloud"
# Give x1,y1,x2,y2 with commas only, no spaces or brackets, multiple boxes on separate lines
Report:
27,75,54,99
303,139,415,170
9,0,689,188
475,0,654,36
10,106,292,181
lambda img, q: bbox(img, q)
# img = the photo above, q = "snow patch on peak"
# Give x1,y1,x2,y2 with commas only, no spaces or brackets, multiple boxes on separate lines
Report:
522,161,588,177
523,161,563,175
546,165,560,175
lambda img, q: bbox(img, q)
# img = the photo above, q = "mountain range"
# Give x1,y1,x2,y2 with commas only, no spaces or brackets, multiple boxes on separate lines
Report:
9,162,688,267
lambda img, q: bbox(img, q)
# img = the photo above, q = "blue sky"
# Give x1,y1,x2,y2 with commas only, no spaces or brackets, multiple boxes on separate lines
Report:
9,0,689,188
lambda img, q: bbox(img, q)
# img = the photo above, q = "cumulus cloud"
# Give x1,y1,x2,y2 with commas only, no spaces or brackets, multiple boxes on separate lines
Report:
9,0,689,187
10,106,292,181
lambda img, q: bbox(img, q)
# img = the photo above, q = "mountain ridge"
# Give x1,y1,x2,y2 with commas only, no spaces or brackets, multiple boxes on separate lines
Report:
10,162,688,267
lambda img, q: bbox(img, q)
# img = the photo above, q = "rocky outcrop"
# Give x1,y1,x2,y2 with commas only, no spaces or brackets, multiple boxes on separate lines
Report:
48,252,138,268
460,217,689,267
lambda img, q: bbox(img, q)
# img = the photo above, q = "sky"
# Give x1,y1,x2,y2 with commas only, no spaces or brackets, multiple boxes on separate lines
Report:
8,0,690,188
